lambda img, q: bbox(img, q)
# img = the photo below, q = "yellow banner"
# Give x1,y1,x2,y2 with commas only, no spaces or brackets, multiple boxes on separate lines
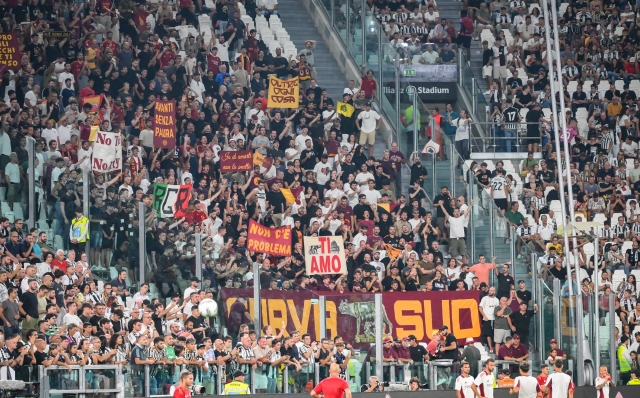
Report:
253,151,265,166
267,77,300,108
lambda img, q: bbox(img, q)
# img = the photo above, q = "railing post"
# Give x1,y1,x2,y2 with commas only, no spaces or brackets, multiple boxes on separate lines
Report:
378,26,383,107
144,365,150,398
254,261,261,335
315,363,320,385
250,367,256,393
319,295,327,339
593,237,600,374
138,202,145,284
395,52,400,135
553,279,562,344
283,366,289,393
330,0,335,25
26,136,35,230
471,78,477,115
345,0,350,54
450,142,455,197
489,199,495,258
361,0,366,65
217,365,224,394
576,289,585,386
533,254,543,353
195,233,203,282
375,294,383,380
608,292,617,384
412,88,418,153
510,226,516,270
83,170,90,256
458,48,463,86
431,152,436,197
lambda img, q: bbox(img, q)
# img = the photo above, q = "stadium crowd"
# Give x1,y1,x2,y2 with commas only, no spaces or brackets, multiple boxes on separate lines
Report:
1,0,637,394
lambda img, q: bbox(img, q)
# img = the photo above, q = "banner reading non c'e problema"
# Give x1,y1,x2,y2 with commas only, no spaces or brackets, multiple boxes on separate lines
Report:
220,289,481,347
247,219,292,256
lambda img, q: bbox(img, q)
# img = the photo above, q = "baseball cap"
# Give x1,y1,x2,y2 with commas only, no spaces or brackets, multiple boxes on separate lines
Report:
550,339,557,344
465,338,475,345
513,334,521,339
383,337,392,343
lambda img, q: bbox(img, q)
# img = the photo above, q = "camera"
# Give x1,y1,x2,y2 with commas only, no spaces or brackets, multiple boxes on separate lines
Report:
191,385,206,394
381,381,390,387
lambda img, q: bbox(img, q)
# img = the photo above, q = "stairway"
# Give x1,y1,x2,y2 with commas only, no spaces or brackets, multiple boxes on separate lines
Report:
277,0,349,102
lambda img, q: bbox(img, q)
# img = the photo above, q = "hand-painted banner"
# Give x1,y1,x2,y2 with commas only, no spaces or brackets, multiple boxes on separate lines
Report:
267,77,300,108
220,289,481,347
153,100,177,149
152,183,192,218
0,33,21,70
219,150,253,172
247,219,291,256
92,131,122,172
43,31,73,38
304,236,347,275
81,94,105,126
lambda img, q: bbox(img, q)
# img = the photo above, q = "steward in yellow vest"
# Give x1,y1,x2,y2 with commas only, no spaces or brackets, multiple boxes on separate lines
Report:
223,371,251,395
70,209,89,253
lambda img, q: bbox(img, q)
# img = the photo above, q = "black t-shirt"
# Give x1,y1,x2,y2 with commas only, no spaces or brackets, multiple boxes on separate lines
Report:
440,333,458,360
510,310,535,335
433,193,452,217
496,273,515,297
517,289,532,304
34,351,49,365
20,291,38,318
483,49,493,66
409,344,428,362
152,313,165,335
90,315,104,331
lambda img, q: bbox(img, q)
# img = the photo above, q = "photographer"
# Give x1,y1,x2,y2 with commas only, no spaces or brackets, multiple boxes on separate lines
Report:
360,375,385,392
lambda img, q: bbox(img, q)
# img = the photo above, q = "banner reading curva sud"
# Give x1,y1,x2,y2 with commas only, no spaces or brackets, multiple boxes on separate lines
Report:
220,289,481,347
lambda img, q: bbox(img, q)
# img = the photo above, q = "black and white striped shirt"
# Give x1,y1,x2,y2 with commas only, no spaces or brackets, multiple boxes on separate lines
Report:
599,227,613,239
238,345,255,375
612,223,629,238
631,223,640,236
620,297,636,312
412,26,429,35
530,196,547,210
517,226,534,237
562,65,579,77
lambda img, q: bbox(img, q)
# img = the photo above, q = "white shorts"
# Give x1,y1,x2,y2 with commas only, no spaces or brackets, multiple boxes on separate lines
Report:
493,65,508,79
483,65,493,78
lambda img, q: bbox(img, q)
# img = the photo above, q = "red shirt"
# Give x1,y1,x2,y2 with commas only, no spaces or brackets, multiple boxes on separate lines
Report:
173,386,191,398
312,376,349,398
102,40,119,54
51,259,68,273
185,210,207,225
159,51,175,68
134,11,150,31
80,87,95,99
360,76,377,99
71,61,85,79
207,55,221,75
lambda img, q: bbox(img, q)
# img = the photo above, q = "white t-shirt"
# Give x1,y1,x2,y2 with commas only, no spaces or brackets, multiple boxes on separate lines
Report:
491,176,508,200
63,313,82,326
58,72,75,87
313,161,332,185
455,374,475,398
453,118,471,140
474,370,494,398
514,375,541,398
41,128,60,146
545,372,574,398
57,125,73,145
363,187,381,204
357,110,381,132
295,134,312,152
448,214,467,239
479,296,500,321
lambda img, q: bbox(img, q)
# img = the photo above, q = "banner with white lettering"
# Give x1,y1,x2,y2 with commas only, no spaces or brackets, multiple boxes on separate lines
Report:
152,183,192,218
92,131,122,173
304,236,347,275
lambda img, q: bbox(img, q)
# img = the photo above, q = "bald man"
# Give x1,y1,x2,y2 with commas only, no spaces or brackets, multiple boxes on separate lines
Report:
311,364,351,398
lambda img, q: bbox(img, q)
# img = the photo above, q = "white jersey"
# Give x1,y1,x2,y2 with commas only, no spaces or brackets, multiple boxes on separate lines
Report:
545,372,574,398
474,370,495,398
491,176,508,199
455,374,475,398
514,375,541,398
479,296,500,321
594,376,611,398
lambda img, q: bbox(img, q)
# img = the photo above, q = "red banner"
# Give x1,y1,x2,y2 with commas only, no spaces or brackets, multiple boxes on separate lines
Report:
247,219,292,256
0,34,21,70
219,150,253,172
153,100,177,149
220,289,481,347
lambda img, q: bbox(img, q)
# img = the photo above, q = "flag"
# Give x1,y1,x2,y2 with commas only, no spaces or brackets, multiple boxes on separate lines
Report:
152,183,192,218
253,151,265,166
422,139,440,155
384,243,402,259
336,102,355,117
377,203,399,214
81,94,105,126
280,188,295,204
